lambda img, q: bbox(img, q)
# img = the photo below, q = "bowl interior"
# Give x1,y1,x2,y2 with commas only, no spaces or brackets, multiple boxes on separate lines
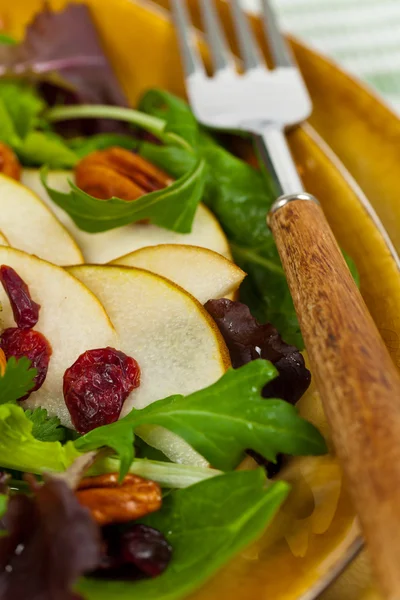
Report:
2,0,400,598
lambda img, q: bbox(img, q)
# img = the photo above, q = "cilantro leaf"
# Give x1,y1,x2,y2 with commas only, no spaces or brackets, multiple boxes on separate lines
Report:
79,470,289,600
41,157,207,234
24,407,67,442
0,404,81,474
77,360,326,478
0,357,37,405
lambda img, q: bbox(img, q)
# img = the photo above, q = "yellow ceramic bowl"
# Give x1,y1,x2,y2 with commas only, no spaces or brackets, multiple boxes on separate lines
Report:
3,1,399,599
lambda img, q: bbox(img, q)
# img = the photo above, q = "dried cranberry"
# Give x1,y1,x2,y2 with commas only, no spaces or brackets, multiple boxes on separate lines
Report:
0,328,52,400
93,524,171,580
0,265,40,329
63,347,140,434
120,524,171,577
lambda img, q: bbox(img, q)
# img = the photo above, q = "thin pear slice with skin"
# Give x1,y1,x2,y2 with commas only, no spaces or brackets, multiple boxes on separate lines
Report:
0,231,9,246
69,264,231,466
0,247,118,427
21,169,232,262
111,244,246,304
0,174,83,266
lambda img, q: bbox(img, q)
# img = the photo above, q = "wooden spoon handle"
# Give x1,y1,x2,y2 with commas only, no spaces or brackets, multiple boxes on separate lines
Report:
269,196,400,600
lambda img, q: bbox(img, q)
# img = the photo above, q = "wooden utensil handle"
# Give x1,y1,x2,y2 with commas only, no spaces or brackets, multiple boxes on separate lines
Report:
269,196,400,600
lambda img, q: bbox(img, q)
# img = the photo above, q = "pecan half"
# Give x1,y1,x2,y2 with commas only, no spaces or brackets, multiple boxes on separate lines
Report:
76,473,162,526
75,147,173,201
0,142,21,181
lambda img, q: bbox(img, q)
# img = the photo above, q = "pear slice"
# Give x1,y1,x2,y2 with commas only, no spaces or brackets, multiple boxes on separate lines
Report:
0,174,83,266
0,247,118,426
21,169,232,262
0,231,9,246
69,264,230,465
111,244,246,304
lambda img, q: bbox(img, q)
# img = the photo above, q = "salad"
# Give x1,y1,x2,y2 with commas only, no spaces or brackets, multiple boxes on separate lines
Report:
0,4,353,599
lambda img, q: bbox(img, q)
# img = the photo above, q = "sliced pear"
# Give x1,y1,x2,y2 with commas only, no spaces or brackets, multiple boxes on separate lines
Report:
0,174,83,266
0,231,9,246
22,169,232,262
69,264,230,465
0,247,118,426
111,244,246,304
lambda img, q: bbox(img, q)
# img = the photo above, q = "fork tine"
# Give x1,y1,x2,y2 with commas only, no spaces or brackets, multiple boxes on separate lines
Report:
170,0,206,77
260,0,293,67
200,0,236,74
230,0,266,71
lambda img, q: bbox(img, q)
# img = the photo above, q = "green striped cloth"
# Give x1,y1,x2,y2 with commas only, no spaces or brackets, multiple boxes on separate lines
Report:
243,0,400,114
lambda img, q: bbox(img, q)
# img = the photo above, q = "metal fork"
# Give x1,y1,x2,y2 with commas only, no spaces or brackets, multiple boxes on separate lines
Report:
171,2,400,598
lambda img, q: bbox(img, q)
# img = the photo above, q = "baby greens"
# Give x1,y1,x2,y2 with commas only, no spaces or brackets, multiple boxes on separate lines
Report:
78,470,289,600
138,89,359,346
77,360,326,479
0,360,325,481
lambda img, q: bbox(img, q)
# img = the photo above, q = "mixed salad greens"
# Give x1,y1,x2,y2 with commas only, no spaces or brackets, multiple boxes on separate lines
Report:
0,4,355,600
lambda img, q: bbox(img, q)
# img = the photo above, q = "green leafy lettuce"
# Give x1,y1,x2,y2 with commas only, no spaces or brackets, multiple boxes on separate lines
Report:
0,81,78,168
79,469,289,600
0,404,81,474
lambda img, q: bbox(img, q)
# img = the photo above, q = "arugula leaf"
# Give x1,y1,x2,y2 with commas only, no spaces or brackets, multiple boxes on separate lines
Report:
77,360,326,478
79,470,289,600
0,357,37,405
41,157,207,233
75,419,135,481
24,407,67,442
131,360,326,469
0,404,81,474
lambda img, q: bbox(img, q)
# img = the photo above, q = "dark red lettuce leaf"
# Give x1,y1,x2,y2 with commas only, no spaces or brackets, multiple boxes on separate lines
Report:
0,477,101,600
0,4,129,136
204,299,311,404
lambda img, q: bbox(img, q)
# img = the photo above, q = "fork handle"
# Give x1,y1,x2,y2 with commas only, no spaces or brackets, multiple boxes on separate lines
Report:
269,193,400,600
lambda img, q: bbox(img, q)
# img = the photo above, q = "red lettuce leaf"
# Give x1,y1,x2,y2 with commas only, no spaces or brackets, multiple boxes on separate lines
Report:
0,4,129,136
0,477,101,600
205,299,311,405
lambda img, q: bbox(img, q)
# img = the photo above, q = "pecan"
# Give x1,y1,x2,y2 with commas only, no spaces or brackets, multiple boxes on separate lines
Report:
0,142,21,181
76,473,162,526
75,147,173,201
